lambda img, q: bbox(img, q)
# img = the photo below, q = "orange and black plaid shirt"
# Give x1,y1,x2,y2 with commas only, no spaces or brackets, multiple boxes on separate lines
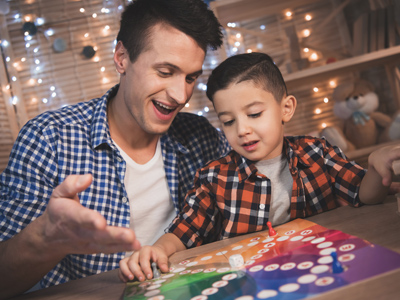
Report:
167,136,366,248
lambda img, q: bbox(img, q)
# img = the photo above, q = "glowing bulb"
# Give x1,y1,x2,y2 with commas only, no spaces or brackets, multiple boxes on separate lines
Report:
305,14,312,21
313,87,319,92
93,46,98,51
94,56,100,62
42,98,48,104
35,59,40,64
303,29,311,37
80,8,85,13
29,78,35,85
236,33,241,38
303,48,309,53
25,43,31,48
234,41,240,47
285,11,292,17
204,107,210,112
100,66,105,72
11,76,17,81
315,108,321,114
321,123,327,128
247,49,252,53
310,53,318,61
84,33,89,38
50,86,55,91
45,29,54,36
2,40,9,47
197,111,203,116
21,57,26,62
104,25,110,31
185,103,190,108
24,16,31,22
12,96,18,105
13,62,19,68
92,13,97,18
36,18,45,26
37,78,42,84
5,56,10,62
6,84,10,90
260,25,266,30
329,80,337,88
232,47,238,53
31,97,37,103
34,47,39,53
52,92,57,97
102,77,109,84
324,97,329,103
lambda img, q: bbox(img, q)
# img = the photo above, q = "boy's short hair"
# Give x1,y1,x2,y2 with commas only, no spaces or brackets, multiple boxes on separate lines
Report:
206,52,288,103
116,0,223,63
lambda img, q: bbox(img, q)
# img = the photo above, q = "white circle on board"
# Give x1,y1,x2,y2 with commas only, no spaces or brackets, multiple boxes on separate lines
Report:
339,253,355,262
204,268,217,273
217,251,228,256
257,289,278,298
264,242,276,248
285,230,296,235
300,230,313,235
147,284,162,290
262,237,274,243
264,264,280,271
217,267,231,273
248,241,259,247
280,262,296,271
290,236,304,241
201,256,213,261
258,248,270,254
249,265,264,272
234,296,254,300
232,245,244,251
279,283,300,293
251,254,263,260
153,279,166,284
148,295,165,300
161,273,175,279
180,270,192,275
319,247,336,256
310,265,330,274
317,241,333,249
311,237,326,244
339,244,356,252
144,290,161,297
172,267,186,273
190,296,207,300
297,261,313,269
315,276,335,286
202,287,218,295
191,269,204,274
277,236,289,241
222,273,238,280
302,236,316,242
212,280,229,288
298,274,318,284
245,260,256,266
187,261,199,266
318,256,333,264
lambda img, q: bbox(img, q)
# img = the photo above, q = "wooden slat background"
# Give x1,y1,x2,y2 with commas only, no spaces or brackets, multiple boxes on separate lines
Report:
0,0,399,173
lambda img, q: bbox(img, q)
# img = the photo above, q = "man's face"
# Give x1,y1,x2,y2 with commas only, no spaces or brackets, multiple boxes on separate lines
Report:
116,24,205,136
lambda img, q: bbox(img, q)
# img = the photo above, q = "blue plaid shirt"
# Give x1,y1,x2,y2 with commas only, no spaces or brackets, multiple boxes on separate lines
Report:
0,84,230,288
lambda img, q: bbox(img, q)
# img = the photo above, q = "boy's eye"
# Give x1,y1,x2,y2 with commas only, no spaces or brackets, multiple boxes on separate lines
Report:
222,120,234,126
249,112,262,118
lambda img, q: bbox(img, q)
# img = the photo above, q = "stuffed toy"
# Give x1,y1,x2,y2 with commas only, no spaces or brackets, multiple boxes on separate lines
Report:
321,79,400,152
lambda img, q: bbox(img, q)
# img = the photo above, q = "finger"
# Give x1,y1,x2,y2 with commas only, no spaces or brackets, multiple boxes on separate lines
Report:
128,253,147,282
388,182,400,195
139,247,154,280
119,258,135,282
157,254,170,273
51,174,93,201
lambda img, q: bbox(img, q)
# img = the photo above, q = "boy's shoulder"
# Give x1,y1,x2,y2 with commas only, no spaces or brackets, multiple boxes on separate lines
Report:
285,135,329,150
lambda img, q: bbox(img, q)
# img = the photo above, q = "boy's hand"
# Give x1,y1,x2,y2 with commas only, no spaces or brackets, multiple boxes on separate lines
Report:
368,144,400,186
118,245,169,282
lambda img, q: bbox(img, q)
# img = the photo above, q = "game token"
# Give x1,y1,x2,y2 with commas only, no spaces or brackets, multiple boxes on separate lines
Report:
267,221,277,237
330,251,344,273
151,262,161,278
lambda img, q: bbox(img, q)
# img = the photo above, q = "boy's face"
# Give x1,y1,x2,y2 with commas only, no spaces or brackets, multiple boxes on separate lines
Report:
214,81,294,161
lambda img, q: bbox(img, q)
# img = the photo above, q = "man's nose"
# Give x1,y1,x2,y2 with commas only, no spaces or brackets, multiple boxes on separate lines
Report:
168,77,192,105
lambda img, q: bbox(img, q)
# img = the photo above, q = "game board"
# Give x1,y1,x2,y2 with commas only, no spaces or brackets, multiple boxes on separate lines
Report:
123,219,400,300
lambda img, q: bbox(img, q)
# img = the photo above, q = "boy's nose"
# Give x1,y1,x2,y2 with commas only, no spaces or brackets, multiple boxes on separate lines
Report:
237,121,252,136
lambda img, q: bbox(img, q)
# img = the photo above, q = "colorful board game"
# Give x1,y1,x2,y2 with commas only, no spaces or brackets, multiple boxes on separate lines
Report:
123,219,400,300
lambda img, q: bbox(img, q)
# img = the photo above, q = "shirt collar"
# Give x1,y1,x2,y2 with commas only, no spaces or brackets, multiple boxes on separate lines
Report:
91,84,119,150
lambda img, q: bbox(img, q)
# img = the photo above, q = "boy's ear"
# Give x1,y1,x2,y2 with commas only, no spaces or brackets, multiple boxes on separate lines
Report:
114,41,129,75
281,95,297,123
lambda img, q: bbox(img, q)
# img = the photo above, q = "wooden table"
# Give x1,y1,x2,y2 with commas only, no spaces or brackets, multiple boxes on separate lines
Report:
12,195,400,300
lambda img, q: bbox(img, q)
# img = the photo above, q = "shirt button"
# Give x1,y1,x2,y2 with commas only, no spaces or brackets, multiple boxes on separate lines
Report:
122,197,128,203
117,157,123,162
259,204,265,209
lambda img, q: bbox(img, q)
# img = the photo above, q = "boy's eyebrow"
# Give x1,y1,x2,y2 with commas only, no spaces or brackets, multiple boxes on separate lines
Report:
217,101,265,118
155,62,203,77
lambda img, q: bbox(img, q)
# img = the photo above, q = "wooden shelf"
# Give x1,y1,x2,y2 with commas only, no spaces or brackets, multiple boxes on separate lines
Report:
284,45,400,89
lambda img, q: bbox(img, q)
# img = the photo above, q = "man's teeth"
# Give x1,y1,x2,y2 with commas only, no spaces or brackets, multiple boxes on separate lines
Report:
155,101,174,110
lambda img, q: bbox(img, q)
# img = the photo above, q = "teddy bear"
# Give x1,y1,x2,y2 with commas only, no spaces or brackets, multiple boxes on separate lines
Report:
321,79,400,152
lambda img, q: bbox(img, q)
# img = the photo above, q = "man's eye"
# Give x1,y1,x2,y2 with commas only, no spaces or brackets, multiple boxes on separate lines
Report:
249,112,262,118
223,120,234,126
186,77,196,84
158,70,172,77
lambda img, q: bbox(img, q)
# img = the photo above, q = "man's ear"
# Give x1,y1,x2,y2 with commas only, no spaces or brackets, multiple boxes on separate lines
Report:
281,95,297,123
114,41,128,75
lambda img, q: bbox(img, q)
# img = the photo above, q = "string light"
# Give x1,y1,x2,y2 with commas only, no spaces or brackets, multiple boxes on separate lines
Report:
313,87,319,92
305,14,312,21
303,29,311,37
329,80,337,88
285,11,292,18
324,98,329,103
321,123,327,128
185,103,190,108
315,108,321,114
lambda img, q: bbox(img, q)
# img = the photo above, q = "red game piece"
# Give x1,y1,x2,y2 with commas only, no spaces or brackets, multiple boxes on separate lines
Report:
267,221,277,237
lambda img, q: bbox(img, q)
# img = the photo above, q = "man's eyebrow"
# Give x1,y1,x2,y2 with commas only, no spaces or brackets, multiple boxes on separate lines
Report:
155,62,203,76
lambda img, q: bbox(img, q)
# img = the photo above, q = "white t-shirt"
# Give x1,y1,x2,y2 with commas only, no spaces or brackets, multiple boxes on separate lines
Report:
255,154,293,226
114,140,176,250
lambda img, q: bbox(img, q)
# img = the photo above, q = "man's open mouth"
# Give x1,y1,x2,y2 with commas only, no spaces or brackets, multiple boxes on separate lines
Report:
153,100,176,115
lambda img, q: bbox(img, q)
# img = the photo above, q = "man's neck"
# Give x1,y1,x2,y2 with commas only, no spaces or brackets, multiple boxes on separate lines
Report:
107,95,160,165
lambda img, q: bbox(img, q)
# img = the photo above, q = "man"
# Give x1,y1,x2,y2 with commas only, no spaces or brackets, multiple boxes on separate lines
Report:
0,0,230,298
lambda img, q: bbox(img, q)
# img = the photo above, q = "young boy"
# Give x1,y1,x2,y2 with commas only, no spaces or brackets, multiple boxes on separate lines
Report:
118,52,400,282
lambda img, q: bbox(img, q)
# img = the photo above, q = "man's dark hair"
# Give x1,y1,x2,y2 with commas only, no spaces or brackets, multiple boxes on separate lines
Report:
206,52,288,103
117,0,223,63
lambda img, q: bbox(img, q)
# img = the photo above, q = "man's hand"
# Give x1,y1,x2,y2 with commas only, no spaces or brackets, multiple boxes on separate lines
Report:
41,174,141,255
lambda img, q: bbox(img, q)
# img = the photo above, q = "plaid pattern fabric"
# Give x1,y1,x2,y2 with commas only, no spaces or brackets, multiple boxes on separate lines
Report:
0,84,230,288
168,136,366,248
